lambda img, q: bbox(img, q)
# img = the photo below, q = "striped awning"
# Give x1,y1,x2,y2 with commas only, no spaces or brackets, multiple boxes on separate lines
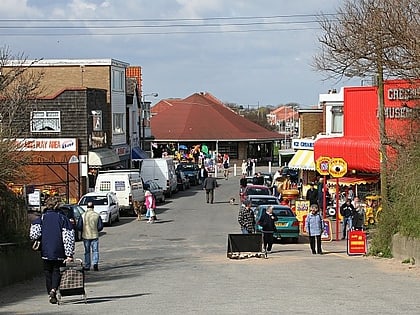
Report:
288,150,315,170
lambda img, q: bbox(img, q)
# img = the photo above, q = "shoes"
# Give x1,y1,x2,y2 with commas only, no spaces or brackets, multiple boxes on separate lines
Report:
318,252,323,255
83,267,90,271
206,201,209,203
267,251,272,254
49,289,57,304
312,251,316,255
93,264,98,271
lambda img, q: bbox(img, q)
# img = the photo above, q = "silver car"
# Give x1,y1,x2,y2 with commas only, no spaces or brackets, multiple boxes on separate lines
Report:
78,192,120,226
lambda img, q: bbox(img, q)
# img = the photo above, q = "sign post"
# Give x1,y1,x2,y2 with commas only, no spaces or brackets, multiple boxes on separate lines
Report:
316,156,331,219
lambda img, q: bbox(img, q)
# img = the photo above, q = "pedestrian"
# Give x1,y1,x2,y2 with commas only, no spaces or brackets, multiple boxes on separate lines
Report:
202,173,218,204
238,199,256,234
340,198,355,239
76,201,103,271
241,159,247,175
222,153,230,180
352,198,365,231
306,182,318,206
239,174,248,193
305,204,325,255
198,164,208,186
145,190,157,223
257,205,278,256
246,158,254,176
29,198,75,304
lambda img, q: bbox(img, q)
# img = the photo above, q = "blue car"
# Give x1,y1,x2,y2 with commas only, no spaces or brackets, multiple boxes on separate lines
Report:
255,205,300,243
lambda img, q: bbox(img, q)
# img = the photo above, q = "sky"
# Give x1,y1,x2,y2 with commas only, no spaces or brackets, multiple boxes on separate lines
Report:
0,0,361,107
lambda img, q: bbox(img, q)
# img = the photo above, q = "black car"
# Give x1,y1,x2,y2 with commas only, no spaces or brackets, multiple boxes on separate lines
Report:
144,179,166,203
176,170,190,191
176,163,199,185
58,204,85,241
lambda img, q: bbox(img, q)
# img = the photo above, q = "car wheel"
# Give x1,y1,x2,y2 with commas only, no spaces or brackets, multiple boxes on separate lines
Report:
292,237,299,244
107,214,112,226
116,211,120,223
161,194,165,203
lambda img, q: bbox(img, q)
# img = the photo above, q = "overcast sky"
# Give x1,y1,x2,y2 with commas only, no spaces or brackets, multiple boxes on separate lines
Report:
0,0,361,107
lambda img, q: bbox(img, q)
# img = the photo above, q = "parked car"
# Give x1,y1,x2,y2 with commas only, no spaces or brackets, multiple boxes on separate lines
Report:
239,184,271,202
78,192,119,226
176,162,200,185
243,195,280,218
255,205,300,243
58,204,85,241
143,179,165,203
176,170,190,191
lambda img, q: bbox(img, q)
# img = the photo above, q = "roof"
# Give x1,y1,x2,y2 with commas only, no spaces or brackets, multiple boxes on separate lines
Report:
151,92,281,142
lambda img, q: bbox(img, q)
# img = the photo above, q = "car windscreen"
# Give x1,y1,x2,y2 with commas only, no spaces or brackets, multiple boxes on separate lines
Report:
250,198,278,207
272,209,295,217
79,196,108,206
247,188,270,195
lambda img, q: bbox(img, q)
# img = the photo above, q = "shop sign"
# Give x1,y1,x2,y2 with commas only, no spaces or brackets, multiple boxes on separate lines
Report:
15,138,77,151
328,158,347,178
292,139,315,150
347,230,367,255
321,219,332,242
295,200,310,222
316,156,331,176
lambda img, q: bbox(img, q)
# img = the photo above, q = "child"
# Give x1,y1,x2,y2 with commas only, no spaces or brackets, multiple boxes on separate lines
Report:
144,190,156,223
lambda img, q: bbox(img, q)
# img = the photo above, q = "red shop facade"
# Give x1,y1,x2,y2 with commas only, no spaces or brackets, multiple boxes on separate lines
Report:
314,80,419,176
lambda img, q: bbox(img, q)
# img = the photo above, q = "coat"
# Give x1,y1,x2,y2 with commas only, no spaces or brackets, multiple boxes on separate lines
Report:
77,208,103,240
238,206,256,233
258,211,278,233
305,213,325,236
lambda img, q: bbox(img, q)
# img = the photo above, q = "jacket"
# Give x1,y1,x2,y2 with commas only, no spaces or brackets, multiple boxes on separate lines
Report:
305,213,325,236
203,176,218,190
77,208,103,240
238,206,256,233
340,203,355,218
29,209,75,260
145,193,156,209
258,211,278,233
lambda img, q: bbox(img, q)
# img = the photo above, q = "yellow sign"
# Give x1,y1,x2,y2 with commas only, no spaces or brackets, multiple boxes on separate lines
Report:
295,200,310,222
316,156,331,175
328,158,347,178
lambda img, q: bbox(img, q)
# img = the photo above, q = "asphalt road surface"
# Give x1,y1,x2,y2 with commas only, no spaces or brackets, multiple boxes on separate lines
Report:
1,170,419,314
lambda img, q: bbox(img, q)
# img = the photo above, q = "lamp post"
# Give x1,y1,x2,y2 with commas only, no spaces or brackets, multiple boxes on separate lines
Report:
141,92,158,150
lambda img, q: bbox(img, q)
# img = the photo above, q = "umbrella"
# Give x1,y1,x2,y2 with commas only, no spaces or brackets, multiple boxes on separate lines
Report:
179,144,188,150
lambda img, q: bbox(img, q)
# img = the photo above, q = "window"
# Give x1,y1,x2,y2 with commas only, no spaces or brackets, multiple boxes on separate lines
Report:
331,107,343,133
112,70,124,91
31,111,61,132
113,113,125,134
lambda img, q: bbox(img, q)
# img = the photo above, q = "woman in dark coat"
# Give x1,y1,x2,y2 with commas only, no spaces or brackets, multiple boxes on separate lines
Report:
258,206,277,257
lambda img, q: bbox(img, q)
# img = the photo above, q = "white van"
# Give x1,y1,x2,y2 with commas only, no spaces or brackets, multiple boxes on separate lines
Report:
140,158,178,197
94,169,145,215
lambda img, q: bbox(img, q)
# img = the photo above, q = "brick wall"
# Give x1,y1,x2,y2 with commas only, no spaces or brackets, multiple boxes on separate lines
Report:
300,112,323,138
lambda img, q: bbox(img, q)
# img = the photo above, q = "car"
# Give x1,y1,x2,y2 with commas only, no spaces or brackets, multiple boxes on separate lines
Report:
176,163,200,185
78,192,119,226
176,170,190,191
143,179,165,204
243,195,280,218
58,204,85,241
255,205,300,243
239,184,272,202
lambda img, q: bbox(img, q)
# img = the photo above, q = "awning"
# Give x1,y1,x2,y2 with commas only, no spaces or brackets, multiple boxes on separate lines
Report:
327,176,379,187
89,148,120,168
314,137,380,173
288,150,315,170
132,147,149,160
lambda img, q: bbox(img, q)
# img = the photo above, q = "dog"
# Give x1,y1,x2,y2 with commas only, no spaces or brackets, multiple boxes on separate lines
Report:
134,200,144,221
229,197,235,205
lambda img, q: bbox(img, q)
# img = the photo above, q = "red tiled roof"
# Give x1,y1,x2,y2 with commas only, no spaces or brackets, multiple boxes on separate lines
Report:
151,92,281,141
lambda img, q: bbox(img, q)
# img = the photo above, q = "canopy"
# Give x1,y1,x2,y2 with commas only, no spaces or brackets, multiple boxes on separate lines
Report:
131,147,149,160
327,176,379,187
89,148,120,168
288,150,315,170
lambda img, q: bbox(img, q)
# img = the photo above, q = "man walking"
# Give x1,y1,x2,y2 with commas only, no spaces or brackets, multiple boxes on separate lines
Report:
202,173,218,204
238,199,256,234
77,201,103,271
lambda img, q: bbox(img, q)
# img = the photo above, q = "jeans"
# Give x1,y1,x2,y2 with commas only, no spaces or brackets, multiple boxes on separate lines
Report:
342,217,353,238
262,232,274,252
241,228,249,234
146,207,151,218
205,189,214,203
43,259,65,294
309,235,322,254
83,238,99,269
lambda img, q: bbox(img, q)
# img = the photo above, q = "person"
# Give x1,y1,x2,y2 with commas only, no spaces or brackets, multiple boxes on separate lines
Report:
318,186,331,215
297,179,303,198
238,199,256,234
202,173,218,204
257,206,278,256
239,174,248,193
306,182,318,206
198,164,208,186
77,201,103,271
29,198,75,304
246,158,254,176
241,160,247,175
145,190,157,223
305,204,325,255
352,198,365,231
340,198,355,240
222,153,230,180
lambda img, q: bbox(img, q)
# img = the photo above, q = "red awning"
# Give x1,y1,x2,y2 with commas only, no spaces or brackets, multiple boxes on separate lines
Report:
314,137,380,173
327,176,379,187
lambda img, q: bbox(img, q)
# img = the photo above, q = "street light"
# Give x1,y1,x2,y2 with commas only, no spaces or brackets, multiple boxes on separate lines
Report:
140,92,159,150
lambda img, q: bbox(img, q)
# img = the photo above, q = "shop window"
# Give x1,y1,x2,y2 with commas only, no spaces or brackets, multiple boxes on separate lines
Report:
31,111,61,132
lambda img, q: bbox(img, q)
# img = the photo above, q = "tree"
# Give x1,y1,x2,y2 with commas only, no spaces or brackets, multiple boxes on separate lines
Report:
313,0,420,207
0,46,43,242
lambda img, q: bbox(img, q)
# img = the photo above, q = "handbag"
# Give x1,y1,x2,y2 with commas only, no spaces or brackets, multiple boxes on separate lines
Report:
32,239,41,251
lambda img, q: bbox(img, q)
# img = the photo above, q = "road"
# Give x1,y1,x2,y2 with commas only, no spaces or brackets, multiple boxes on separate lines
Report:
1,170,419,314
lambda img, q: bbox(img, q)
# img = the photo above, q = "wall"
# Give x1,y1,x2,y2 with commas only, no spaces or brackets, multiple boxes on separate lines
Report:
392,233,420,264
299,112,323,138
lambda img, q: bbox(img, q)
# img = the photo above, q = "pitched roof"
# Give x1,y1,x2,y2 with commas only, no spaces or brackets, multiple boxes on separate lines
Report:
151,92,281,142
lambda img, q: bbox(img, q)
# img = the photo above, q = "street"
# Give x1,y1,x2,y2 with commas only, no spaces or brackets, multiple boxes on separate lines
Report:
1,171,419,315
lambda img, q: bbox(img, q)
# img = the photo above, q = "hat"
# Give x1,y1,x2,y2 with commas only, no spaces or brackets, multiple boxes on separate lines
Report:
243,199,251,206
145,190,152,196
